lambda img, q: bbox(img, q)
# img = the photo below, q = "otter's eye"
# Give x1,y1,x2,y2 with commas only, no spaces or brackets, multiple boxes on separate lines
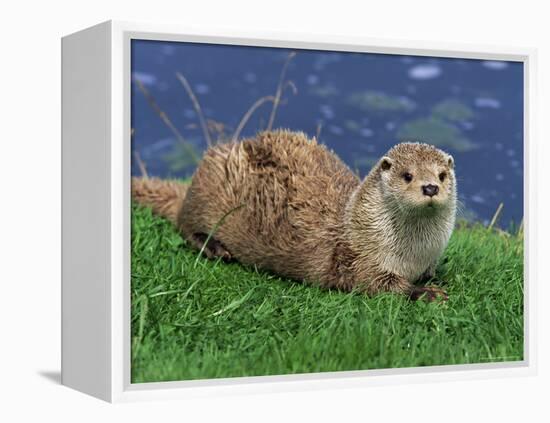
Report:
439,172,447,182
402,172,413,183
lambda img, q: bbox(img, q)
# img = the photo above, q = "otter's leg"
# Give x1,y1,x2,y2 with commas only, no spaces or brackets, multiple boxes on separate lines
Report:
419,264,436,282
417,263,437,283
369,271,447,302
417,261,448,287
187,233,232,262
368,272,411,296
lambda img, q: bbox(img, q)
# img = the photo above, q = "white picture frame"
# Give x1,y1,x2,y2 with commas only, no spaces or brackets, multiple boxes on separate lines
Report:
61,20,537,403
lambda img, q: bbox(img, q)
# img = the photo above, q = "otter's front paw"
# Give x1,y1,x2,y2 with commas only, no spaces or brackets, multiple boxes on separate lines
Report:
190,233,233,262
408,286,448,302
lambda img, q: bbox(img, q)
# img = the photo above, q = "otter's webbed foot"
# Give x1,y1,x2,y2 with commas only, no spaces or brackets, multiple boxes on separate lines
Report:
408,285,448,302
189,233,233,262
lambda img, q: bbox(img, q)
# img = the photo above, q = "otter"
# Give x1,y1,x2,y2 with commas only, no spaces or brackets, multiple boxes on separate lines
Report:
132,130,457,301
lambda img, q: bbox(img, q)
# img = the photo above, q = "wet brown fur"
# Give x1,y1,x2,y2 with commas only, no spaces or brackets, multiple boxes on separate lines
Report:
132,130,456,300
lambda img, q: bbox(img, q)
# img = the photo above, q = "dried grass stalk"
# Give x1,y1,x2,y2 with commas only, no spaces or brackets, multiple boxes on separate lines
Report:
267,51,297,131
176,72,213,147
232,96,275,143
488,202,504,230
134,78,200,164
133,150,149,179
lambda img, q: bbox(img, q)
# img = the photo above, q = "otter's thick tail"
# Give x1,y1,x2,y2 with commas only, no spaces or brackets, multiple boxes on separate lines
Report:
131,177,190,224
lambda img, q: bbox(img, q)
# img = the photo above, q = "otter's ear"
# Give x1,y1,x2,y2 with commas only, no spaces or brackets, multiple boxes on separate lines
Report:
447,155,454,169
379,156,392,171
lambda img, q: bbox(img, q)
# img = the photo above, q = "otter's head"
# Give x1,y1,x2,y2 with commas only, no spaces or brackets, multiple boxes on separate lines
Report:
376,142,456,215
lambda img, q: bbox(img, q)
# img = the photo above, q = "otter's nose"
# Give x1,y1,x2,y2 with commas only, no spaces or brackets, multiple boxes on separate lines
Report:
422,184,439,197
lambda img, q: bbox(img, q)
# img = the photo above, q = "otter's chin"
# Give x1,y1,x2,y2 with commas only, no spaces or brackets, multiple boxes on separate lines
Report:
406,198,447,216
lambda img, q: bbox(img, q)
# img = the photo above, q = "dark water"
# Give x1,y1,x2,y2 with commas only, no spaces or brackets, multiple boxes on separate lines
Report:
131,40,524,227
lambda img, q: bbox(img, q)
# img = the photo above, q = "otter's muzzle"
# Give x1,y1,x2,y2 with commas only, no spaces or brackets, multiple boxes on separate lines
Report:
422,184,439,197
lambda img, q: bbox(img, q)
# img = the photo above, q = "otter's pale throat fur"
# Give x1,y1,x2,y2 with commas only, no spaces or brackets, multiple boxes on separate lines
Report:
132,130,457,301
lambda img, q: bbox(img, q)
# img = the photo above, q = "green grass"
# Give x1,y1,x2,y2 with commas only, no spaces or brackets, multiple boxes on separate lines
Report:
131,204,524,383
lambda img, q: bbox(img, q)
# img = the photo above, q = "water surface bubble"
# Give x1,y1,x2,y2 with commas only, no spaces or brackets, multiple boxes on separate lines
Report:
161,45,175,56
194,83,210,95
306,74,320,85
482,61,509,70
408,64,442,80
471,194,485,204
183,109,196,119
132,71,157,86
319,104,335,119
360,128,374,137
244,72,257,83
475,97,501,109
329,125,343,135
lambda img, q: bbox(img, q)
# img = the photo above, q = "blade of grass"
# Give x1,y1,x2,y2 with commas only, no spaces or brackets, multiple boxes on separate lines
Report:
132,294,148,359
211,287,256,316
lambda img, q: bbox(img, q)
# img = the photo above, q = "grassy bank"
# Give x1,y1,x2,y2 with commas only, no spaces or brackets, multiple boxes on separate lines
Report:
131,204,524,383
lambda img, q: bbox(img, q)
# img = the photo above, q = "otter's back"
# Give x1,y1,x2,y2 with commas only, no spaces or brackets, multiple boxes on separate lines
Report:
178,130,360,282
